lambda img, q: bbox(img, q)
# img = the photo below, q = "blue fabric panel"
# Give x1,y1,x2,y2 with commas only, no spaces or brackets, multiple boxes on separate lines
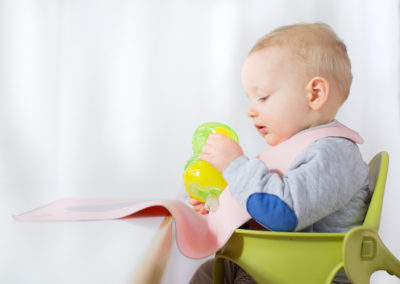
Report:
247,193,298,231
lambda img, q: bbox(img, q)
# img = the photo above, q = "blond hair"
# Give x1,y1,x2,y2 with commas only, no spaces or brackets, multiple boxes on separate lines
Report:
250,23,352,103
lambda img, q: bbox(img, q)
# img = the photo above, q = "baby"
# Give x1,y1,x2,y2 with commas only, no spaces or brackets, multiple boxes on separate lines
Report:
190,22,370,284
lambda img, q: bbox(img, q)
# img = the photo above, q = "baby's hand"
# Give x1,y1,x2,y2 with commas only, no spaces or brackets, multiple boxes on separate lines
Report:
189,198,209,215
199,133,244,173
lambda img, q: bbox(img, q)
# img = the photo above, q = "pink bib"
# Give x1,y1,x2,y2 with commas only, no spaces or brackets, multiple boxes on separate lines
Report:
14,121,362,259
258,120,363,176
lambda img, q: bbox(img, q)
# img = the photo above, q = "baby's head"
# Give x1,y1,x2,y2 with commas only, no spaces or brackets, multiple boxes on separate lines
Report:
242,23,352,146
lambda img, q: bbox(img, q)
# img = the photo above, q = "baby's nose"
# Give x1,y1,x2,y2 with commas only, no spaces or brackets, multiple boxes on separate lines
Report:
246,106,257,117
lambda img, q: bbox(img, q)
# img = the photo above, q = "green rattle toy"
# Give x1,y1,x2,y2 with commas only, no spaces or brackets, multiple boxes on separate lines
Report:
183,122,239,212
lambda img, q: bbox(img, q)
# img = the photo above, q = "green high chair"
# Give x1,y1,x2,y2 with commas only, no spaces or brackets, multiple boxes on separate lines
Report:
213,152,400,283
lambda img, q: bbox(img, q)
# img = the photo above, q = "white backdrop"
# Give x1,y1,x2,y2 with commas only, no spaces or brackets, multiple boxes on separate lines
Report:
1,0,399,283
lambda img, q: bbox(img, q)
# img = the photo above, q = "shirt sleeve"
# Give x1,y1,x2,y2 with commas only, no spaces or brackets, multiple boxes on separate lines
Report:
222,137,369,232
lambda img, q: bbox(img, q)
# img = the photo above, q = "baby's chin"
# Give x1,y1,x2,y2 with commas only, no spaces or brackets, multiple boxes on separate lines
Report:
263,133,286,147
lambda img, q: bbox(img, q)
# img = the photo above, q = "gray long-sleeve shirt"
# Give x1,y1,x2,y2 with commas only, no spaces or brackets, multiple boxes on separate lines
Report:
223,136,370,233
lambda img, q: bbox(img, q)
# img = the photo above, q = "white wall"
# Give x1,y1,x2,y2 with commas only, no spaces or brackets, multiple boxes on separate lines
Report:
1,0,399,283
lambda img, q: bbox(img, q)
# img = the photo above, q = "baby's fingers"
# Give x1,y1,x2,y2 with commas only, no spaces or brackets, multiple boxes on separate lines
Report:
201,144,211,155
189,198,203,211
199,207,209,215
189,198,202,206
207,133,225,141
188,198,209,214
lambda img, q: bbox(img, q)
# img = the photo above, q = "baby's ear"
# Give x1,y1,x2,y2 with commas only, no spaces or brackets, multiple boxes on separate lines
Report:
306,77,330,110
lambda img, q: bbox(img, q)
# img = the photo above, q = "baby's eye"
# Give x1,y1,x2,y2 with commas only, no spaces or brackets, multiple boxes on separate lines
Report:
258,96,269,102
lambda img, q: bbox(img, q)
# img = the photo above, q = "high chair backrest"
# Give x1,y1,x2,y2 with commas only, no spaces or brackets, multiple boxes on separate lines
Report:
363,151,389,230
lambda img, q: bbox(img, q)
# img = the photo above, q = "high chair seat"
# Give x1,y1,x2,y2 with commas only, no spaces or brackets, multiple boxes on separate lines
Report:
213,152,400,284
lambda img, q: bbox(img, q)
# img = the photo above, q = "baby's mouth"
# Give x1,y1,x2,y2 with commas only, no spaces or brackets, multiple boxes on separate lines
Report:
255,124,268,134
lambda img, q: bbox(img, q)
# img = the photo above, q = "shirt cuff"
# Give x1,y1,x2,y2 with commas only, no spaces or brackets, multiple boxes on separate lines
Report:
222,155,269,210
223,155,249,182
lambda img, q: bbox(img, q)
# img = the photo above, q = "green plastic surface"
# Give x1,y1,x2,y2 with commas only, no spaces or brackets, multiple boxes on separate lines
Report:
213,152,400,284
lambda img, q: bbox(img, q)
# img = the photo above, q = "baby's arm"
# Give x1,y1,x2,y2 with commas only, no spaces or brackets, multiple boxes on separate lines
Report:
224,137,369,231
